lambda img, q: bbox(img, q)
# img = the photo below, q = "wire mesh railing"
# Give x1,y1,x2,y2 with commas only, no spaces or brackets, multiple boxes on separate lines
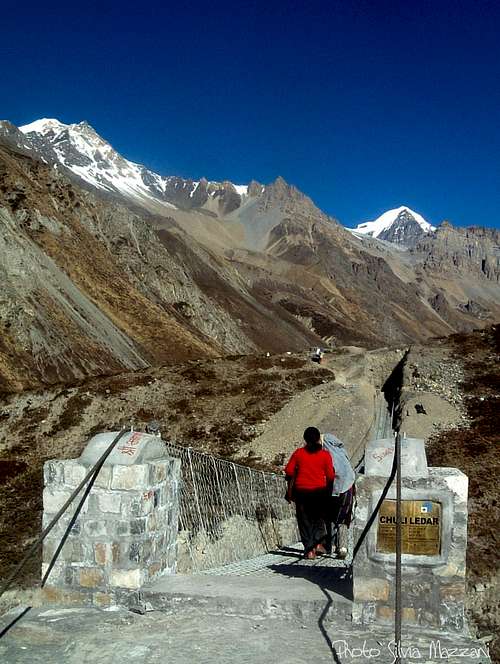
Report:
162,441,298,572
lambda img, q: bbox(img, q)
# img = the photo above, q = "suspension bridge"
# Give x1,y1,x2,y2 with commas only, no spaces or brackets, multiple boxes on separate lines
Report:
0,393,492,663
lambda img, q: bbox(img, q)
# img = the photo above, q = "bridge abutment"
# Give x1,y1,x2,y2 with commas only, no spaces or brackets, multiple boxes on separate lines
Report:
352,436,468,632
42,432,180,606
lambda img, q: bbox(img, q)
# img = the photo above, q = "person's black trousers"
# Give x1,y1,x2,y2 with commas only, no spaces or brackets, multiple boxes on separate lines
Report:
294,488,329,553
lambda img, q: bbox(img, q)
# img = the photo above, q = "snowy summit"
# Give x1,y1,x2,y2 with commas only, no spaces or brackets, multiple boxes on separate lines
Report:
353,206,435,238
350,206,436,247
18,118,249,212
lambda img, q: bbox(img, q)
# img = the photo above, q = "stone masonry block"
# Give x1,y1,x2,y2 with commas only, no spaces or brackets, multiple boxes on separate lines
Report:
84,520,109,538
93,592,113,607
109,569,144,589
115,521,130,536
361,602,377,624
377,605,416,623
59,540,85,563
111,465,149,490
42,539,58,564
439,581,465,600
402,607,417,623
94,543,108,565
130,517,147,535
68,520,82,538
130,492,154,517
433,561,465,578
376,605,393,622
146,511,159,532
124,541,154,569
93,466,112,489
79,567,104,588
42,585,84,606
111,542,120,564
354,577,390,602
149,460,167,484
63,462,87,488
43,488,88,515
110,542,129,567
97,492,122,514
148,562,161,577
44,460,66,485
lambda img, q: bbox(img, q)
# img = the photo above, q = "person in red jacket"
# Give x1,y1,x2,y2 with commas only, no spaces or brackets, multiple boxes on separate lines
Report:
285,427,335,559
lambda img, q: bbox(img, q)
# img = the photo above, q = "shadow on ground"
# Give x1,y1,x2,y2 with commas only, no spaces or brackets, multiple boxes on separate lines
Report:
268,560,353,601
269,554,352,663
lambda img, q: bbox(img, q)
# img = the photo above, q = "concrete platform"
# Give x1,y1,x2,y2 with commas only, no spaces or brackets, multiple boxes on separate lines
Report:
0,547,491,663
0,605,491,663
139,546,353,622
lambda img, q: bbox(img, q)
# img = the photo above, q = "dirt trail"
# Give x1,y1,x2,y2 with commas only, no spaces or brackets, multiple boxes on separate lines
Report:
237,347,405,465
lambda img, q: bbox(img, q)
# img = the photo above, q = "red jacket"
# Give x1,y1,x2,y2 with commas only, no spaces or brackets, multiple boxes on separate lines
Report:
285,447,335,491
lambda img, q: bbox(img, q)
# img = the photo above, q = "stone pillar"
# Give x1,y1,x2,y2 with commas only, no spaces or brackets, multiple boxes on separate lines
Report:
352,437,468,632
42,431,180,607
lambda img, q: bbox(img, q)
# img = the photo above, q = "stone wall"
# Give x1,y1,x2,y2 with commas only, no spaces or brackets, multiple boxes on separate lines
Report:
42,456,180,607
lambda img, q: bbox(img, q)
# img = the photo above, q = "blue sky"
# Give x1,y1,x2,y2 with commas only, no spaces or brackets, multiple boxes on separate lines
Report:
2,0,499,228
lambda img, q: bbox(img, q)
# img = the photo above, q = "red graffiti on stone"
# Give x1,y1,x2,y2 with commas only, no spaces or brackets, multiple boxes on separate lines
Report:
118,432,143,456
143,490,154,500
118,447,136,456
372,447,392,462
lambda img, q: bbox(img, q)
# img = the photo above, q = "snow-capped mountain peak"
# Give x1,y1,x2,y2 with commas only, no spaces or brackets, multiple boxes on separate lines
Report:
17,118,252,214
351,206,436,246
19,118,158,202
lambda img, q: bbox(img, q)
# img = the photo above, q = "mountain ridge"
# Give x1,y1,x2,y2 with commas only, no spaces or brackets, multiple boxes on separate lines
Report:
16,118,254,215
0,117,498,391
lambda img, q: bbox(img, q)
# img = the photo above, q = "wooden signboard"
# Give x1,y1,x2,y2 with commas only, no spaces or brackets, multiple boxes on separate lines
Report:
376,499,442,556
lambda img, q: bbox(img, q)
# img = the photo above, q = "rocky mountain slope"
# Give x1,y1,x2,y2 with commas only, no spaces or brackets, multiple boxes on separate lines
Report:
400,325,500,661
0,118,499,391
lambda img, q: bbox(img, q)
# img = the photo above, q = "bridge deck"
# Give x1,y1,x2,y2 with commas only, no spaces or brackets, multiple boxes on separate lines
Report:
141,545,353,622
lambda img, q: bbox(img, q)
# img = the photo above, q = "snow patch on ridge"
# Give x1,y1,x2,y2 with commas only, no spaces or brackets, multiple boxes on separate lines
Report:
19,118,67,134
234,185,248,197
20,118,177,207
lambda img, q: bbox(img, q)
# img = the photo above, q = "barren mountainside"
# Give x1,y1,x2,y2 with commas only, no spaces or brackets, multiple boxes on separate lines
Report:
0,118,499,391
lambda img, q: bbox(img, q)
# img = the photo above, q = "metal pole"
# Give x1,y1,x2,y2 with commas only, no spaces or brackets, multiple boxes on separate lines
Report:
232,463,245,514
395,431,402,663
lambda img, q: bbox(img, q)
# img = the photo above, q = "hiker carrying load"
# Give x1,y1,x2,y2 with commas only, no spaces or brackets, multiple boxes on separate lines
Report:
322,433,356,559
